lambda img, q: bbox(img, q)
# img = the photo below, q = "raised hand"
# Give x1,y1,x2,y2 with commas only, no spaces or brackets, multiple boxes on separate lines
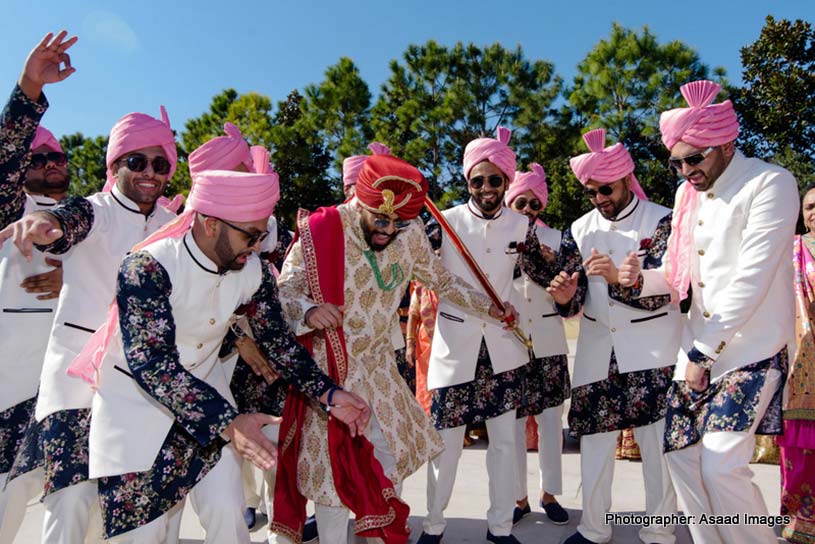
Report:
546,271,579,306
225,413,281,471
19,31,78,100
617,251,641,287
0,212,63,261
583,247,619,285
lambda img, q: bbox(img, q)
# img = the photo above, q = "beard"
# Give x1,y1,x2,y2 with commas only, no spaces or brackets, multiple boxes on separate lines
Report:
214,229,251,271
360,218,397,252
24,171,70,195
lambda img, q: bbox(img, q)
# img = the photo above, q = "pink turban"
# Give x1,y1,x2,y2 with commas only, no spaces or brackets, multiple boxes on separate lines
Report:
659,80,739,150
569,128,648,201
68,167,281,386
342,142,391,188
187,122,253,176
462,126,516,180
506,163,548,210
103,106,177,192
31,126,62,153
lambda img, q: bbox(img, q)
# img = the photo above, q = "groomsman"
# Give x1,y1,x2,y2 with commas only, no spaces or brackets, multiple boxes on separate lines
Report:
548,128,678,544
621,80,798,544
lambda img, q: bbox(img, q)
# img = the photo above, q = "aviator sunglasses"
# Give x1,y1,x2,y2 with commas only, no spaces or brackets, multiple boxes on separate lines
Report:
512,197,542,211
668,147,715,171
29,152,67,170
120,153,172,176
468,175,504,189
373,216,412,230
201,214,270,247
584,185,614,199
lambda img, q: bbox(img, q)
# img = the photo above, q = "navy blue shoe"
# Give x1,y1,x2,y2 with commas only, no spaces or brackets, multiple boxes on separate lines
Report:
562,531,596,544
486,531,522,544
541,500,570,525
417,531,444,544
512,503,531,525
302,514,318,543
243,507,256,529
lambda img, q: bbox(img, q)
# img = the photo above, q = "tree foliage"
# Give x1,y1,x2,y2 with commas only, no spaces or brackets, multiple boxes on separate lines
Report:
372,41,562,204
60,132,108,196
568,23,724,209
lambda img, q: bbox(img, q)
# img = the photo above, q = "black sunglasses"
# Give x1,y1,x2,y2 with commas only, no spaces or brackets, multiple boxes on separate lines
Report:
204,215,269,247
121,153,172,176
29,152,67,170
373,216,412,231
469,175,504,189
512,198,542,211
668,147,715,171
584,185,614,199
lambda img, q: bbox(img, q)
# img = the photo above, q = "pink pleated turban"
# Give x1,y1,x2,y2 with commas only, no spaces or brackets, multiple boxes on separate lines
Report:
68,166,281,387
659,80,739,151
569,128,648,201
187,122,253,176
506,163,548,209
462,126,516,180
31,126,62,153
343,142,391,188
103,106,177,192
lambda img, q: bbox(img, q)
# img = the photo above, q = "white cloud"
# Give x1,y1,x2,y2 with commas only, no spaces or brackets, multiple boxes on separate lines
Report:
82,11,140,54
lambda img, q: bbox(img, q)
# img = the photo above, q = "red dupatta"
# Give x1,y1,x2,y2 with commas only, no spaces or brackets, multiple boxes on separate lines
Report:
270,207,410,544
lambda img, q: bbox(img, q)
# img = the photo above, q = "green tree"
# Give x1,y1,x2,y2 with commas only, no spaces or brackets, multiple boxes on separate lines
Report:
568,23,724,207
735,16,815,159
372,40,562,204
297,57,372,170
175,88,277,196
60,132,108,196
269,90,335,225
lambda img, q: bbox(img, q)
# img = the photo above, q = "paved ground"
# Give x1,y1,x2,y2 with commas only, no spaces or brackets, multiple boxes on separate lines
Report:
11,328,788,543
9,444,785,543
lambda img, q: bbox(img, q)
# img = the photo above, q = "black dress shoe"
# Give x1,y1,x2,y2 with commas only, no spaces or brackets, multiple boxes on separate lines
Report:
562,531,597,544
302,514,318,543
416,531,444,544
243,507,256,529
512,503,531,525
486,531,522,544
541,500,570,525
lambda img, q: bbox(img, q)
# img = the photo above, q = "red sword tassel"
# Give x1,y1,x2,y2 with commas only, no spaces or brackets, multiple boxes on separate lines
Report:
424,195,535,356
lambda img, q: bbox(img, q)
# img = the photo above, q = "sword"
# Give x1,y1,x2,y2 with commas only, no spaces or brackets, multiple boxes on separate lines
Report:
424,195,536,359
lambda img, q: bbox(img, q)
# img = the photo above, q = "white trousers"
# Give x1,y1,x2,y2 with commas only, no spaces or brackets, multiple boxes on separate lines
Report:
665,370,781,544
514,404,564,500
577,419,676,544
41,480,103,544
424,409,517,536
108,445,247,544
0,467,43,544
269,416,397,544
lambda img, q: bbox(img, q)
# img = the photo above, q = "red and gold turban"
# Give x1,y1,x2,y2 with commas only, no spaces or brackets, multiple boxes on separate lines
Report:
355,155,428,220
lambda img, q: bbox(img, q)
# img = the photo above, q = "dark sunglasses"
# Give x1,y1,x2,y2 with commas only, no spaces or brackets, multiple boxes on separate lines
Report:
29,152,67,170
206,215,269,247
469,175,504,189
668,147,715,171
121,153,172,176
512,198,542,211
584,185,614,199
373,216,412,230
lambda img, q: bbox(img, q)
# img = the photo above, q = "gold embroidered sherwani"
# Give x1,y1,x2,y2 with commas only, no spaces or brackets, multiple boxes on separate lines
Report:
277,202,492,506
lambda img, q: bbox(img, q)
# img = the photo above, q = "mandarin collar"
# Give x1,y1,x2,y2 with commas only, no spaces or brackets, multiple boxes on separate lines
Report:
111,184,155,216
183,232,220,275
601,194,640,224
700,150,746,200
466,199,504,221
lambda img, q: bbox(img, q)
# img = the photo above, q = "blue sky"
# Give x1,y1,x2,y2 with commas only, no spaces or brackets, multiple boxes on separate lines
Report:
1,0,812,142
